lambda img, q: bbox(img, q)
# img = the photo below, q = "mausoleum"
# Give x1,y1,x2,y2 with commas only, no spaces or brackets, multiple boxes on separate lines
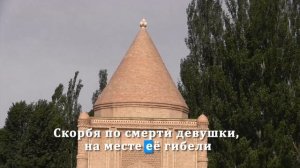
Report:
77,19,209,168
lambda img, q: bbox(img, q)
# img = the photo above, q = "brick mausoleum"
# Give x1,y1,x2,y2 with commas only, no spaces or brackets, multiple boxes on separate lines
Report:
77,19,209,168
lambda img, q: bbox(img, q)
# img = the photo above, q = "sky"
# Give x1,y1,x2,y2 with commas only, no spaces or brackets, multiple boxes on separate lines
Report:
0,0,190,128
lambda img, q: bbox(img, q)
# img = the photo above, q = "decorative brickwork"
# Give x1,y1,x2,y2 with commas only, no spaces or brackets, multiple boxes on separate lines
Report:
121,150,161,168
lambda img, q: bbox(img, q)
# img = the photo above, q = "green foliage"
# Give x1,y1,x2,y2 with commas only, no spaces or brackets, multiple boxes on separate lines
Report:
180,0,300,167
51,71,83,168
90,69,107,116
0,128,8,166
91,69,108,105
0,72,83,168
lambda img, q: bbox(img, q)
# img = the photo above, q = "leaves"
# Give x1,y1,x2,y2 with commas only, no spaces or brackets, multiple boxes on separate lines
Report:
181,0,300,167
0,72,83,168
91,69,107,105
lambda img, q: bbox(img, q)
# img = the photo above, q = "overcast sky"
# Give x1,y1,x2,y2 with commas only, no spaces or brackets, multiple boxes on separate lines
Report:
0,0,190,128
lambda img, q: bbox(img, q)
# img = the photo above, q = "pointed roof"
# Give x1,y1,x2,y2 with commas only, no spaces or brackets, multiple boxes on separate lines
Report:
94,19,188,118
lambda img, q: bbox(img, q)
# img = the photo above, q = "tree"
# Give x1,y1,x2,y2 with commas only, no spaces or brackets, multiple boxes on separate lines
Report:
0,128,8,166
91,69,108,105
90,69,107,116
180,0,300,167
52,71,83,168
1,100,72,168
0,72,83,168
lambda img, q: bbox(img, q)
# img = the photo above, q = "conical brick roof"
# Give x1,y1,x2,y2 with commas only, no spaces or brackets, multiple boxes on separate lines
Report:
94,19,188,118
